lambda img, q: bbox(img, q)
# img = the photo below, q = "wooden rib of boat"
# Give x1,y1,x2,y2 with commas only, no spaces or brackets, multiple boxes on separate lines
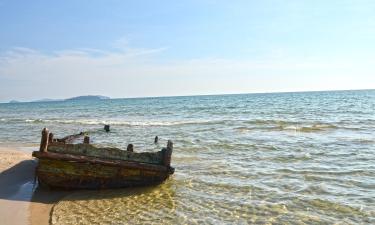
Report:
32,128,174,189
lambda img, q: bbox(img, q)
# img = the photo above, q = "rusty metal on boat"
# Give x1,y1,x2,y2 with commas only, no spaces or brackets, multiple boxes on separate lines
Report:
32,128,174,189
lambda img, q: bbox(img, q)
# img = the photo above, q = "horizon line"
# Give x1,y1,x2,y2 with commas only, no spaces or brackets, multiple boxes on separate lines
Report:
1,88,374,104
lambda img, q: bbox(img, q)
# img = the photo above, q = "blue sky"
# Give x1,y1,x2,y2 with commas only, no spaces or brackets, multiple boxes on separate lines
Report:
0,0,374,101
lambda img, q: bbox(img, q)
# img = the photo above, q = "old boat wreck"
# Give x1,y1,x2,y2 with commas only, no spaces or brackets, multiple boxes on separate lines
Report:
32,128,174,189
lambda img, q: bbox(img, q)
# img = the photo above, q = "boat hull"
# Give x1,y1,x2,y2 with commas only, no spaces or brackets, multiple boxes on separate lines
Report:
33,152,173,189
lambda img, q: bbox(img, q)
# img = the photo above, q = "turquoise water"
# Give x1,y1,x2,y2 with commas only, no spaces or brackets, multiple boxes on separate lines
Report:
1,90,375,224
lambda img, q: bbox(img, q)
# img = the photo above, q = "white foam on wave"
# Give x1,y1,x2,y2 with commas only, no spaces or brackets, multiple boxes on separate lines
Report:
235,121,338,133
281,124,337,132
6,118,342,132
25,119,43,123
283,125,298,131
23,118,222,126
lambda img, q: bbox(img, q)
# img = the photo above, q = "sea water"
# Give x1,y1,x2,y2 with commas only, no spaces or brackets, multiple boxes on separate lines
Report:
0,90,374,224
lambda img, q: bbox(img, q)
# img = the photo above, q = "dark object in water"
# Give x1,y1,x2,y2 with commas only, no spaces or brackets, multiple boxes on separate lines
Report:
127,144,134,152
32,128,174,190
104,124,110,132
83,136,90,144
154,136,158,144
54,131,87,144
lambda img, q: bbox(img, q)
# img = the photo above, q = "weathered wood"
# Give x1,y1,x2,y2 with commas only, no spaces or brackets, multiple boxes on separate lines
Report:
37,170,166,189
34,128,174,189
127,144,133,152
162,140,173,167
47,142,163,164
57,132,85,144
35,157,170,189
32,151,170,172
154,136,158,144
48,133,54,144
83,136,90,144
167,140,173,150
39,128,49,152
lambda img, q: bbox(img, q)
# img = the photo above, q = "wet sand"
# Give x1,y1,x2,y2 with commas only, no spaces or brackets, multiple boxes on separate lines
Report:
0,146,65,225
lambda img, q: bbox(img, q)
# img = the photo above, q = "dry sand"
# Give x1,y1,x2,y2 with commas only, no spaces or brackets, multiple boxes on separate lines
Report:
0,146,66,225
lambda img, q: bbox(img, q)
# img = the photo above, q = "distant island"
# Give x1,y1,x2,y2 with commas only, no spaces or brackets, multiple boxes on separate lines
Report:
8,100,21,103
33,98,61,102
66,95,110,101
8,95,110,103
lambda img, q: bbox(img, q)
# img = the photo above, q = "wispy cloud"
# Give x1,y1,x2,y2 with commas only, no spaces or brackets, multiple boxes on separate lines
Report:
0,44,374,101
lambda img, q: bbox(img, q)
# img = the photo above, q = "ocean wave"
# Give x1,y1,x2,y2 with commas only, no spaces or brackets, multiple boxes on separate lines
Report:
25,119,43,123
0,118,29,123
0,117,364,132
241,119,339,131
296,184,330,195
235,122,338,133
306,198,370,217
282,124,337,132
276,168,370,176
351,139,375,144
20,118,225,126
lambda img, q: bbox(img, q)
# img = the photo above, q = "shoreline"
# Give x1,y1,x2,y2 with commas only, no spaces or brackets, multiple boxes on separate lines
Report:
0,146,66,225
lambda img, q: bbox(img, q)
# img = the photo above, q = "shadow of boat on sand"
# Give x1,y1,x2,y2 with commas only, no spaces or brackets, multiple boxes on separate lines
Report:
0,160,68,204
0,159,175,204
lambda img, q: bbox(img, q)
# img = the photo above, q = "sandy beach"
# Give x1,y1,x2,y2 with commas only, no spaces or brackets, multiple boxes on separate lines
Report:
0,146,65,225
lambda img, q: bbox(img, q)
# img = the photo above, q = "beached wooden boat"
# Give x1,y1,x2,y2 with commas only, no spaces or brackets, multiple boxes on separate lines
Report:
32,128,174,189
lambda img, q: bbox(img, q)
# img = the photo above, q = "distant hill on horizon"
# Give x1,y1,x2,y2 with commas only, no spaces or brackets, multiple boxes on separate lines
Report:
8,95,110,103
33,98,63,102
65,95,110,101
8,100,21,103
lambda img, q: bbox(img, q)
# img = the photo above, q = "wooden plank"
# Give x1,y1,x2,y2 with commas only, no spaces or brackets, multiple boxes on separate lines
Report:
37,158,164,178
37,170,166,189
35,158,169,189
56,132,85,144
162,140,173,166
83,136,90,144
39,128,49,152
32,151,171,173
47,142,163,164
